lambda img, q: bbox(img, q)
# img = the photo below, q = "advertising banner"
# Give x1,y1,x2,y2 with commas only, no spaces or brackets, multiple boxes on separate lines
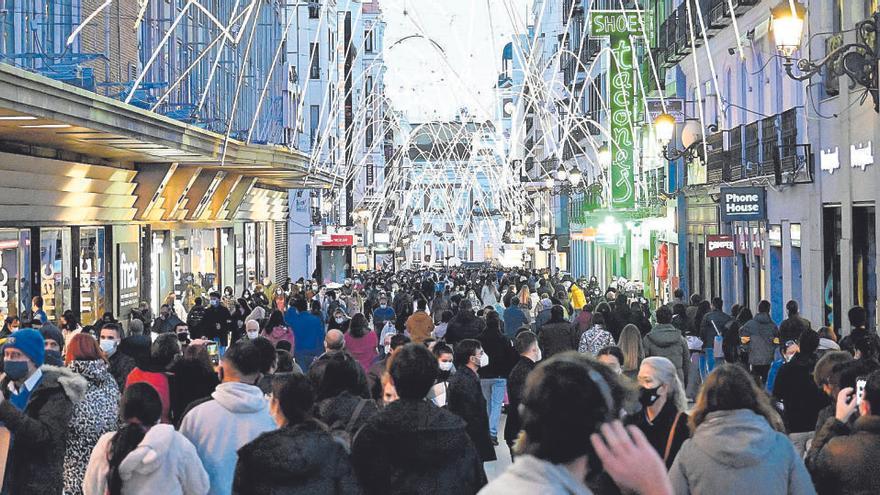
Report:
117,242,140,318
706,235,735,257
720,187,767,222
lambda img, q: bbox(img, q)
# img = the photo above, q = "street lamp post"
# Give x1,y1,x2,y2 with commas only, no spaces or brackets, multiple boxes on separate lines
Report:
771,0,880,111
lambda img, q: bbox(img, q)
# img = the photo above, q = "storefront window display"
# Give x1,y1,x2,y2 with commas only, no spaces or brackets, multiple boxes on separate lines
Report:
245,223,257,289
257,222,269,284
172,231,193,307
221,228,235,293
0,229,30,318
40,228,71,323
191,228,218,296
151,231,172,315
79,227,106,326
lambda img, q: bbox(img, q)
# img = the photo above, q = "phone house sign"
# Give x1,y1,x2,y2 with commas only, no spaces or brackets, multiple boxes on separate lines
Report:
720,187,767,222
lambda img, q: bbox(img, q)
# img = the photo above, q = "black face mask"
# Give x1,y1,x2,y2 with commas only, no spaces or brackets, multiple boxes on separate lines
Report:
638,385,662,408
177,332,190,342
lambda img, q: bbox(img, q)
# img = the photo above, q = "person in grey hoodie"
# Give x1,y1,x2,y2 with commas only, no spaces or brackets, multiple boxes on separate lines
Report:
643,306,689,384
669,364,815,495
741,300,781,385
179,339,276,495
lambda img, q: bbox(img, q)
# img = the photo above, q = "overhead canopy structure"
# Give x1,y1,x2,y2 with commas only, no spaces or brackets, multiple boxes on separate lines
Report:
0,63,340,191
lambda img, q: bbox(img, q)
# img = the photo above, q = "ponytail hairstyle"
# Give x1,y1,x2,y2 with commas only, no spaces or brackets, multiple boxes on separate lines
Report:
107,383,162,495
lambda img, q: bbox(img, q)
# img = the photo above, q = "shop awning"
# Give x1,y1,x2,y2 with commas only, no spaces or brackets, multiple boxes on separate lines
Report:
0,63,339,191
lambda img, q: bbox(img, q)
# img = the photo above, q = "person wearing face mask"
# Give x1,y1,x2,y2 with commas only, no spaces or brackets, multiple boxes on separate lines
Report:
244,318,261,341
0,315,20,344
772,329,829,444
504,331,541,459
626,356,690,468
372,295,396,332
428,343,455,407
178,340,276,495
173,322,192,347
0,328,86,495
99,322,136,390
152,304,184,336
169,342,219,428
447,339,497,464
40,323,66,367
328,308,351,333
196,291,234,347
62,333,121,495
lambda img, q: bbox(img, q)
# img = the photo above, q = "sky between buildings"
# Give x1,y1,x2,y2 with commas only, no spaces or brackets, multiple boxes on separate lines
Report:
382,0,532,123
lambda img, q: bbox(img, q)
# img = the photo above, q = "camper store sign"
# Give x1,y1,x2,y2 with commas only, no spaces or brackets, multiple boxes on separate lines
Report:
589,11,653,209
720,187,767,222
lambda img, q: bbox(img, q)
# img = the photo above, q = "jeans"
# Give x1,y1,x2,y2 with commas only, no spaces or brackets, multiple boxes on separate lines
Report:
480,378,506,438
699,351,716,381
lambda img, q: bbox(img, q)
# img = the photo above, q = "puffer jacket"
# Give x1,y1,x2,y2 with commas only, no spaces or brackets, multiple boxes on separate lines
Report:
569,285,587,312
233,419,361,494
538,321,579,359
64,359,120,495
807,415,880,494
0,365,87,495
742,313,780,366
669,409,815,495
83,423,209,495
643,323,690,383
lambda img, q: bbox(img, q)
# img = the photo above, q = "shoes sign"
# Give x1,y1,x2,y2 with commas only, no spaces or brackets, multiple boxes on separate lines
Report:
719,187,767,222
706,235,735,258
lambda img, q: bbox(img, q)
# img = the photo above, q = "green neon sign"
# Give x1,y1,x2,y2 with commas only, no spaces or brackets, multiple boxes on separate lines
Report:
589,10,652,210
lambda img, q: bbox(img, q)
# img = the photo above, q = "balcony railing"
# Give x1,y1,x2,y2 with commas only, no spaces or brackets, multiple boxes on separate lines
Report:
656,0,756,67
702,108,812,185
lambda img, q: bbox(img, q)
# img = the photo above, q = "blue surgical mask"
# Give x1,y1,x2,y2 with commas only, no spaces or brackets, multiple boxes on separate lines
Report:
4,360,30,381
211,299,220,307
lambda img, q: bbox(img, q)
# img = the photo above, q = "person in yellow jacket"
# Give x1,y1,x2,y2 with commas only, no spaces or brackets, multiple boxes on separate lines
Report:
569,281,587,317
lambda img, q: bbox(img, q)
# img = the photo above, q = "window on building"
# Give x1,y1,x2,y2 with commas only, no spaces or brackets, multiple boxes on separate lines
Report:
310,43,320,79
365,116,374,147
310,105,320,145
365,30,374,53
365,76,373,99
309,0,320,19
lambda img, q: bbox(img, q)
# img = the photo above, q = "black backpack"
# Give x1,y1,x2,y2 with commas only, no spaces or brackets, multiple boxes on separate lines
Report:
330,398,369,454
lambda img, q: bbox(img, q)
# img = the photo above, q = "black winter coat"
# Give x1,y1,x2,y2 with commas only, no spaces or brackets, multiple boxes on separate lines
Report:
807,415,880,494
504,356,536,444
234,419,362,494
772,353,829,433
477,329,517,380
447,367,496,462
108,348,137,391
445,311,487,345
169,358,219,427
0,366,85,495
538,320,579,359
314,391,379,436
351,398,486,495
198,305,234,345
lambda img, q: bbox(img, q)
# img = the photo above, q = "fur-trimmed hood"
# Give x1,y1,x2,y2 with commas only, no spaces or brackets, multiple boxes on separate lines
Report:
40,364,88,405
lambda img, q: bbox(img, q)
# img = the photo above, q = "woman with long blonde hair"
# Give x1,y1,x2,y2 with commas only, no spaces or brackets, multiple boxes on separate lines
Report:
617,324,644,380
669,364,812,494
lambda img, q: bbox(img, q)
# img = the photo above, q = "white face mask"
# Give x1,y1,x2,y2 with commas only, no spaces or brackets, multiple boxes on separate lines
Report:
335,317,345,324
99,339,117,355
478,352,490,368
535,347,542,362
384,345,391,355
439,361,454,372
247,331,259,340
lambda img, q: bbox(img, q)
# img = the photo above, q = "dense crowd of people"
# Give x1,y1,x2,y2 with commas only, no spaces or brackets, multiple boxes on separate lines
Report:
1,268,879,494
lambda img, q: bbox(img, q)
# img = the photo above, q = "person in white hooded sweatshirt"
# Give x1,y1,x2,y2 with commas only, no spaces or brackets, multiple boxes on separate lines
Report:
83,382,209,495
179,339,276,495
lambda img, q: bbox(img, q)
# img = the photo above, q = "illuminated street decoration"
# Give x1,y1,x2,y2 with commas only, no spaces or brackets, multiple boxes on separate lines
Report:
589,11,652,209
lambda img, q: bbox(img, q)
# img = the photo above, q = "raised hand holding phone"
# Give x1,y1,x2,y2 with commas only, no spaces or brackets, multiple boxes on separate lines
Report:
836,387,859,423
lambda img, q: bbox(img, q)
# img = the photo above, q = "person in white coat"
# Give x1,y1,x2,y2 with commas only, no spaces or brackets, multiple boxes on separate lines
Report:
83,382,208,495
178,339,276,495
